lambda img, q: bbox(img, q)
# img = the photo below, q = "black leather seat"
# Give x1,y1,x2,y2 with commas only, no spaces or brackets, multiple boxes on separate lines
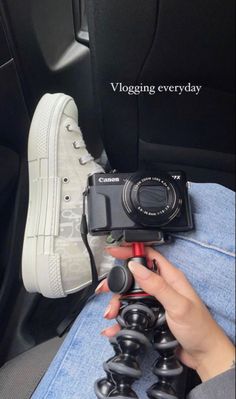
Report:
0,146,19,212
87,0,235,189
0,146,19,282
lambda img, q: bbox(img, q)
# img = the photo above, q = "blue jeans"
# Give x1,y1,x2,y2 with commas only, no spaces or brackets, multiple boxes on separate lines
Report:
33,183,235,399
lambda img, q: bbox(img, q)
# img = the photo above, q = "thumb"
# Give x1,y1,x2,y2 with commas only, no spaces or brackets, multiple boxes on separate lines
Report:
128,261,189,317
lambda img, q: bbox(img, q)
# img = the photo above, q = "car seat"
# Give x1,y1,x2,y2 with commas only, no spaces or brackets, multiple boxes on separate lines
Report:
87,0,235,190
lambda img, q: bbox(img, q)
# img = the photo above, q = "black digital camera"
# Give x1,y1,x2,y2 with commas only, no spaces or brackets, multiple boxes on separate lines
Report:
87,171,193,242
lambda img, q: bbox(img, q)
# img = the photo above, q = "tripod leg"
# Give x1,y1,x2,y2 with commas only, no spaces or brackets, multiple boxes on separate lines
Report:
147,306,183,399
95,337,120,398
95,298,157,399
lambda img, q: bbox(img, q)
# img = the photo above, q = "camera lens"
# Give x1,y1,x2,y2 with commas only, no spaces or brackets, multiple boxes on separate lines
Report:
138,186,168,210
122,173,182,227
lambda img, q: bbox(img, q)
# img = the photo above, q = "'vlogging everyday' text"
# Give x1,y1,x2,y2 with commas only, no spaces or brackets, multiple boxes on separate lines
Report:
110,82,202,96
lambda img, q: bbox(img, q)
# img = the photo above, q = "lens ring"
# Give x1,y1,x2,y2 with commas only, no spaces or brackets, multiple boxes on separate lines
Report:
122,173,182,227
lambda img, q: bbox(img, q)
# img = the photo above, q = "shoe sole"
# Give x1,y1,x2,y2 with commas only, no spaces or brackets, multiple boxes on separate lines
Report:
22,93,73,298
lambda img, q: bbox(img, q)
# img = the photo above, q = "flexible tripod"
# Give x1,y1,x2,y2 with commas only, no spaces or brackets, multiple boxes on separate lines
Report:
95,242,184,399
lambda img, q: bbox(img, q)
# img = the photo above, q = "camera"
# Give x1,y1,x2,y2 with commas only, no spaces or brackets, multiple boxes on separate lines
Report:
87,171,193,242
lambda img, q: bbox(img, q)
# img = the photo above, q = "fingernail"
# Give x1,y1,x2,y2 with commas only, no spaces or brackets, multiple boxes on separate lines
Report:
95,280,106,294
128,261,152,280
101,329,108,336
103,305,112,318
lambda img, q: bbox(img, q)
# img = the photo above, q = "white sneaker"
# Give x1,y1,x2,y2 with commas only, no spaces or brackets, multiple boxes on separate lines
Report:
22,93,113,298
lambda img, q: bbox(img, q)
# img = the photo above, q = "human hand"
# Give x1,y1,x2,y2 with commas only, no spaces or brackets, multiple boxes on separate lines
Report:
96,246,235,382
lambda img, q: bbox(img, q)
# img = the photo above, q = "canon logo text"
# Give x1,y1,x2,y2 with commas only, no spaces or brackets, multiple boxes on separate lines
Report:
98,177,120,183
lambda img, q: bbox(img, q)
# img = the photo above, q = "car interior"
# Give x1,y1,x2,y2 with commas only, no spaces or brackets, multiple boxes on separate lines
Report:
0,0,235,397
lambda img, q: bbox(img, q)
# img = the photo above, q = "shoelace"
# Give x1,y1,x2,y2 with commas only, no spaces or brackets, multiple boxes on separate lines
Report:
65,119,97,166
73,138,86,149
79,153,94,165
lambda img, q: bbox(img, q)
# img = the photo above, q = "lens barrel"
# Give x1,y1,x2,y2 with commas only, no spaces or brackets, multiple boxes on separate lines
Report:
122,173,182,227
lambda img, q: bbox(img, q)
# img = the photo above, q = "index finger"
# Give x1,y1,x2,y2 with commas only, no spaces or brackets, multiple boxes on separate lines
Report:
106,246,133,259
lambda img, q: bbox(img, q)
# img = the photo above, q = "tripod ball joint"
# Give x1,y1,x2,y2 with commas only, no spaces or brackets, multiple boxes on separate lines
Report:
108,265,134,294
108,256,148,295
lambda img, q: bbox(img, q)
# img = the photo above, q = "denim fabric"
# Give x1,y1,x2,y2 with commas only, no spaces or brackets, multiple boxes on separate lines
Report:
33,183,235,399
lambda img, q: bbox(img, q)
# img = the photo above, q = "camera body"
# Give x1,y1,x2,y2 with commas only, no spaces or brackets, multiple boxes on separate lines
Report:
87,171,193,241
